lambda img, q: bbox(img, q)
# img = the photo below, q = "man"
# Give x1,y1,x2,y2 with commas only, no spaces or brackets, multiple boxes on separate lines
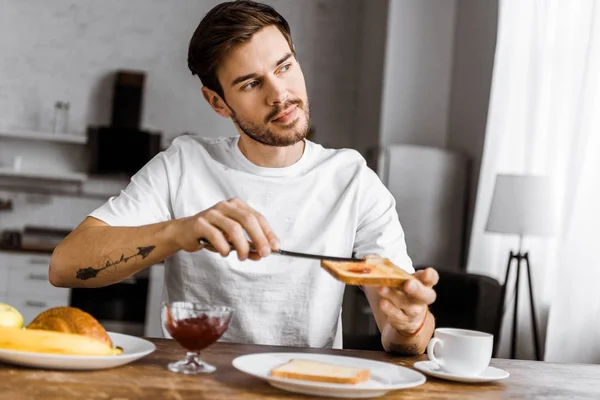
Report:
49,0,438,355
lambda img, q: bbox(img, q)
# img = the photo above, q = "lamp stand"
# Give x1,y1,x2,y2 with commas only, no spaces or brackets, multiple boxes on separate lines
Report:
494,246,542,361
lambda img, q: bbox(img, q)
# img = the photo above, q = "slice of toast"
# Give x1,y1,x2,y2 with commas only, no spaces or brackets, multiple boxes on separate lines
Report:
321,256,414,287
269,358,370,384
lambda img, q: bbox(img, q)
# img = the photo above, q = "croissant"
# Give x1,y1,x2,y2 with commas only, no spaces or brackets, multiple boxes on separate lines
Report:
27,306,113,348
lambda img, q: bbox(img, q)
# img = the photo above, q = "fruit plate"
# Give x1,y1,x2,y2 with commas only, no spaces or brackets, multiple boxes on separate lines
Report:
232,352,426,398
0,332,155,371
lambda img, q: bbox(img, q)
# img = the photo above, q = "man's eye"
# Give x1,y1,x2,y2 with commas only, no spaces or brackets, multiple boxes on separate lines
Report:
279,63,292,73
243,81,259,90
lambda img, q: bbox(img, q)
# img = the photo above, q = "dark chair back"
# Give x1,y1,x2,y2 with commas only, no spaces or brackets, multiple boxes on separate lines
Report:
424,267,501,336
343,267,503,356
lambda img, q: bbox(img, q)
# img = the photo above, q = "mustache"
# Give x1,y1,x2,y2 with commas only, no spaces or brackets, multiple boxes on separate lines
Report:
265,99,304,123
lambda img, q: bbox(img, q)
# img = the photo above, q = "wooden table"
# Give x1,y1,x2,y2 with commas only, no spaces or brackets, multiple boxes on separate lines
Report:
1,338,599,399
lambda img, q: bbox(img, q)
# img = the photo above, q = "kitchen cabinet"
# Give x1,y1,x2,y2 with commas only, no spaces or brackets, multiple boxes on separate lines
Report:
0,250,167,335
0,190,107,233
0,251,70,325
0,265,8,296
144,263,165,338
0,129,88,185
0,252,10,304
8,256,69,301
7,253,69,301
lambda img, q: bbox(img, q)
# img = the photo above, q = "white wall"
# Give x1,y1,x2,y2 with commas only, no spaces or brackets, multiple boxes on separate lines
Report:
0,0,362,149
379,0,457,148
447,0,499,262
352,0,389,167
370,0,497,268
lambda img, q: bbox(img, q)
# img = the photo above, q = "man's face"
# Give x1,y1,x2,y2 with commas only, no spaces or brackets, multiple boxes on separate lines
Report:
215,26,310,147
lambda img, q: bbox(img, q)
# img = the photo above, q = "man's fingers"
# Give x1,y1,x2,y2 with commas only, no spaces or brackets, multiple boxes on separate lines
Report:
203,209,250,260
254,212,280,250
402,303,425,318
221,200,272,258
414,267,439,287
380,299,405,322
247,251,262,261
402,278,437,305
380,299,423,332
378,286,406,311
230,199,280,251
376,269,438,335
195,198,279,261
197,219,231,256
379,286,429,317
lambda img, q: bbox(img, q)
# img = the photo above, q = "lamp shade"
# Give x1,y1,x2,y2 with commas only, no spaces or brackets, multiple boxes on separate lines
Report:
485,174,555,237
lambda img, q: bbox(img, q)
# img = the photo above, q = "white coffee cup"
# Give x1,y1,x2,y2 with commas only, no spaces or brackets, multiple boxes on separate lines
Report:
427,328,493,376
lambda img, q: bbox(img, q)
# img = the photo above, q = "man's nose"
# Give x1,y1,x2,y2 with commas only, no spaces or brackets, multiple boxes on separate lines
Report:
265,78,288,105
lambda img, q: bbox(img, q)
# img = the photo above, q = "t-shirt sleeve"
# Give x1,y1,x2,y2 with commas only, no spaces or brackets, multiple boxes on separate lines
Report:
88,147,176,227
353,167,414,274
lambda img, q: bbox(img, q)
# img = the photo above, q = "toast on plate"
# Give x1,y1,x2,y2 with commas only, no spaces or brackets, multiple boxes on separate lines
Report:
269,358,370,384
321,256,414,287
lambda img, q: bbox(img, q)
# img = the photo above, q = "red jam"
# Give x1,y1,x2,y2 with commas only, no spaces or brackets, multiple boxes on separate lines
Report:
166,312,230,352
348,267,372,274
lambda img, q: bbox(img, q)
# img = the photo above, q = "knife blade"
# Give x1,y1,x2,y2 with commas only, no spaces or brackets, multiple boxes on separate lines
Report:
197,239,361,262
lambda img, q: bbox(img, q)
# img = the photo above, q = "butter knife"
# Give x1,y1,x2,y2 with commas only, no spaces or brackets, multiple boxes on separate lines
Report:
197,238,360,262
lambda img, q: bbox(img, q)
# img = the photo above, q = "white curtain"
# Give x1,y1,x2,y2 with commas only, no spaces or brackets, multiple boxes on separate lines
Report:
467,0,600,362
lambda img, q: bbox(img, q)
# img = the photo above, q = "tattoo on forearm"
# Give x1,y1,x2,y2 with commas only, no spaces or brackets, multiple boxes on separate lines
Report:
76,245,156,280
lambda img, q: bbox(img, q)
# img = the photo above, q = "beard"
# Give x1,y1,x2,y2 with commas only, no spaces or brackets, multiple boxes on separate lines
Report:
230,98,310,147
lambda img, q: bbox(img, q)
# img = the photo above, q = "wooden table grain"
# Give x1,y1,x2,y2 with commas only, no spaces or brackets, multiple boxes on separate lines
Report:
1,338,599,399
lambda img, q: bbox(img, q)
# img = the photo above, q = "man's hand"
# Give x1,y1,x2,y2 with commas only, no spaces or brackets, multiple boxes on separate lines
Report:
377,267,439,335
173,197,280,261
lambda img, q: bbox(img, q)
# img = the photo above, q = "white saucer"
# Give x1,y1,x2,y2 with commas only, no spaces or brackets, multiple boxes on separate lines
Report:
413,361,509,383
232,352,426,398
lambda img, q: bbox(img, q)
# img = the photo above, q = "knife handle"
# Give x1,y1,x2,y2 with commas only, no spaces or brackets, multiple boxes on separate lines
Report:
197,238,258,253
197,238,215,251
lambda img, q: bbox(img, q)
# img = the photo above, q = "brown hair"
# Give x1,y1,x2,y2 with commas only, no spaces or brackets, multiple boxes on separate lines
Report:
188,0,295,99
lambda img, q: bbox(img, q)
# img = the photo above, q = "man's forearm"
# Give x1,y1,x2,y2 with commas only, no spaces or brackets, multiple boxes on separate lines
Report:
381,310,435,355
49,218,182,288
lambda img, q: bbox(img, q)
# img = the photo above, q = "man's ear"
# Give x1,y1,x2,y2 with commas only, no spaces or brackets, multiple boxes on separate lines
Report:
202,87,232,118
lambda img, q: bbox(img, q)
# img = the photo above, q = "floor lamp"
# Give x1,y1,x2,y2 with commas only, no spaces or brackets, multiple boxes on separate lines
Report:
486,174,554,361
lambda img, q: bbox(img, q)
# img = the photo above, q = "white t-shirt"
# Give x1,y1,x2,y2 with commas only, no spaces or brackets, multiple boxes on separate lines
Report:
89,135,413,349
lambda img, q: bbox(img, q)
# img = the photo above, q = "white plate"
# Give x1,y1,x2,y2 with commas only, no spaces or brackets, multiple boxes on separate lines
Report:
0,332,155,371
232,352,426,398
413,361,510,383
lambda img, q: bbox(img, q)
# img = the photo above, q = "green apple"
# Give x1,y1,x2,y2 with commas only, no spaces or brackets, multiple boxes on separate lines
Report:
0,302,24,329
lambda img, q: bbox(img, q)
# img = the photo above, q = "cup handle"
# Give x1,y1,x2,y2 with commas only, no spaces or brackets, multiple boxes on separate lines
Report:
427,337,444,367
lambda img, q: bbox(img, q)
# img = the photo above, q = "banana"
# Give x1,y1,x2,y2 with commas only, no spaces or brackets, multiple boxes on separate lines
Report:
0,327,122,356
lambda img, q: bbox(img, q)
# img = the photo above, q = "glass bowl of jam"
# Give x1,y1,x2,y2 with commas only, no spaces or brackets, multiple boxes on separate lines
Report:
162,302,233,374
